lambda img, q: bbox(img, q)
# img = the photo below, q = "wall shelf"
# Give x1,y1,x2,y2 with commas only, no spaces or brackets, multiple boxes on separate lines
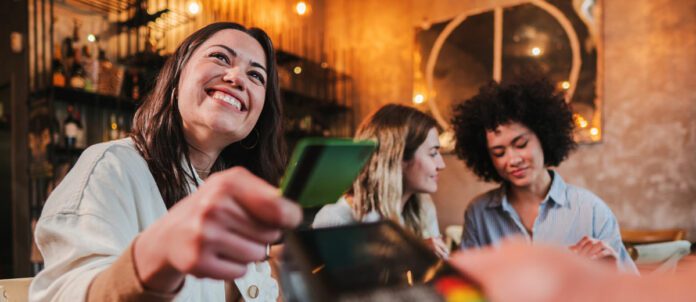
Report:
50,86,138,111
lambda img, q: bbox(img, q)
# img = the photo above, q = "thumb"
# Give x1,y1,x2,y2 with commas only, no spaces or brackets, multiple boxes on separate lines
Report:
213,167,302,228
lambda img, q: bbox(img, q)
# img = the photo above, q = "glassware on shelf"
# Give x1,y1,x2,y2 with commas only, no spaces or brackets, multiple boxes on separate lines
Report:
96,50,125,97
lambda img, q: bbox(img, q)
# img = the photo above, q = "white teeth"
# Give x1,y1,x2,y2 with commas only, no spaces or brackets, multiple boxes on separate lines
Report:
212,91,242,111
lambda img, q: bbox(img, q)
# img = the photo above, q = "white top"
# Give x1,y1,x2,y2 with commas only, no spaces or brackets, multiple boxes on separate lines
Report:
29,138,278,302
312,196,442,239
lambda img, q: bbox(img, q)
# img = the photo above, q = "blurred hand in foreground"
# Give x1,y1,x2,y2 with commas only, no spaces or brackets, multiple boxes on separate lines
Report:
448,238,696,302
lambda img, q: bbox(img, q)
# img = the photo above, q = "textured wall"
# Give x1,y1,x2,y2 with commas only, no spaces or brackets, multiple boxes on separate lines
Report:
323,0,415,118
429,0,696,240
325,0,696,240
562,0,696,238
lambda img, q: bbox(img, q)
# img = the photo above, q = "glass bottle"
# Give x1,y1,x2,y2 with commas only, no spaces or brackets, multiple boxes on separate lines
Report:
52,44,66,87
69,48,86,89
63,105,80,149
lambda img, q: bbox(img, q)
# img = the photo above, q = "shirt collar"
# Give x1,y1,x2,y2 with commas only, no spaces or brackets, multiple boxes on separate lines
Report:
545,170,568,207
486,170,568,208
182,157,204,188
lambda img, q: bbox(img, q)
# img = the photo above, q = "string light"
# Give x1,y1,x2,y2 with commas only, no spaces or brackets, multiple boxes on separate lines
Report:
574,114,588,128
561,81,570,90
188,1,201,15
531,47,542,57
295,2,308,16
413,94,425,104
293,66,302,74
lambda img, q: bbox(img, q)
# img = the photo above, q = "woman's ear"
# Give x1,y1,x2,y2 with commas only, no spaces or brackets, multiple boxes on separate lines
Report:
402,158,412,170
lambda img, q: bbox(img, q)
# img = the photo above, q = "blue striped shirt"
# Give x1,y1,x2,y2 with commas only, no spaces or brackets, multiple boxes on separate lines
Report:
460,171,638,273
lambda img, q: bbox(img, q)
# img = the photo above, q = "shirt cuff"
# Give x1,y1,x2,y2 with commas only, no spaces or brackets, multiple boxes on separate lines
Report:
87,241,182,302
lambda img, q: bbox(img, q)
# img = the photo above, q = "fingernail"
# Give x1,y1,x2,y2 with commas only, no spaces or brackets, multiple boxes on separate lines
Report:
281,199,303,227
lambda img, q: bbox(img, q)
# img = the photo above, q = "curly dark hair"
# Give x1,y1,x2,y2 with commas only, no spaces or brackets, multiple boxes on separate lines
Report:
451,78,576,183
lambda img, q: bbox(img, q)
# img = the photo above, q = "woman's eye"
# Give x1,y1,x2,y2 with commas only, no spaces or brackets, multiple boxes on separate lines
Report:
516,141,528,149
248,71,266,85
492,152,505,158
210,52,229,63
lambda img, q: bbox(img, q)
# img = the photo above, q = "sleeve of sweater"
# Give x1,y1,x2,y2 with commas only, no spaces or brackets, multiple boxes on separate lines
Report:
29,142,175,302
87,241,180,302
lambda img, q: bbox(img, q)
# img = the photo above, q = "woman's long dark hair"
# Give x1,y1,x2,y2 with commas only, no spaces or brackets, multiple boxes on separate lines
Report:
131,22,286,208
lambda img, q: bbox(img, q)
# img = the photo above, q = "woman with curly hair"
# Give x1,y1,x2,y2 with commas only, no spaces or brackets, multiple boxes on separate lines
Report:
452,79,637,273
312,104,449,258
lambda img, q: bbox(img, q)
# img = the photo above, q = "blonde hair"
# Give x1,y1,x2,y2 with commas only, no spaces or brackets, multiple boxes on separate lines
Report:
351,104,438,237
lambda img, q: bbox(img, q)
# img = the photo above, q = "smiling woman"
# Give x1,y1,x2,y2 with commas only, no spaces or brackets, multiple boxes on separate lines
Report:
29,22,301,302
176,29,273,180
132,22,286,206
451,78,637,274
312,104,450,259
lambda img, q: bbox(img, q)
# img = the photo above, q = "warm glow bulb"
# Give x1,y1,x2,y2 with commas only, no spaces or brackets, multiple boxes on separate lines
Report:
188,1,201,15
87,34,96,43
413,94,425,104
561,81,570,90
590,127,599,136
293,66,302,74
295,2,308,15
531,47,542,57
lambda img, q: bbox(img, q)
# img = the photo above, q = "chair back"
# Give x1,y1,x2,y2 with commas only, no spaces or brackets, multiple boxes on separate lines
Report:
0,278,32,302
632,240,692,274
445,225,464,252
621,228,685,244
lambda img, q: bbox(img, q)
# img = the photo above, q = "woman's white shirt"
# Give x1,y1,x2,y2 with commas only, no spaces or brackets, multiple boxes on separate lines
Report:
29,138,277,302
311,195,441,239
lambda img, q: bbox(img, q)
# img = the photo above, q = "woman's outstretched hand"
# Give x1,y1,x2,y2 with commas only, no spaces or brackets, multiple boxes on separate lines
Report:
569,236,618,263
133,167,302,293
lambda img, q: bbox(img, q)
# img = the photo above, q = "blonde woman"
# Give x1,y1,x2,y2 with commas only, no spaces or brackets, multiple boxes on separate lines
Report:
312,104,448,258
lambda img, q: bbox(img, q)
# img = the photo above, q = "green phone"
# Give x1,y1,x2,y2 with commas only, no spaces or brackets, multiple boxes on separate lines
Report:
280,138,377,208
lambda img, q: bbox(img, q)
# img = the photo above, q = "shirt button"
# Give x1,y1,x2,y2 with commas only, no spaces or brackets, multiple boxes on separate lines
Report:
247,285,259,299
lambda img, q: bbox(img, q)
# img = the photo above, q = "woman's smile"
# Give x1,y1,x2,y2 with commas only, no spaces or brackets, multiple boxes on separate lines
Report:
206,88,247,112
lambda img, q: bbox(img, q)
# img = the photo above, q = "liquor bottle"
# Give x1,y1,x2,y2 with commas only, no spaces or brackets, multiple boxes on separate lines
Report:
74,108,86,149
82,45,96,92
96,49,122,96
131,73,140,100
69,48,87,89
67,19,86,89
52,44,66,87
61,37,75,85
63,105,81,149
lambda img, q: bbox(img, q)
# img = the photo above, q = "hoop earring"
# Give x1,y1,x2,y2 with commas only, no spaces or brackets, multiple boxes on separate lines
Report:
240,129,259,150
